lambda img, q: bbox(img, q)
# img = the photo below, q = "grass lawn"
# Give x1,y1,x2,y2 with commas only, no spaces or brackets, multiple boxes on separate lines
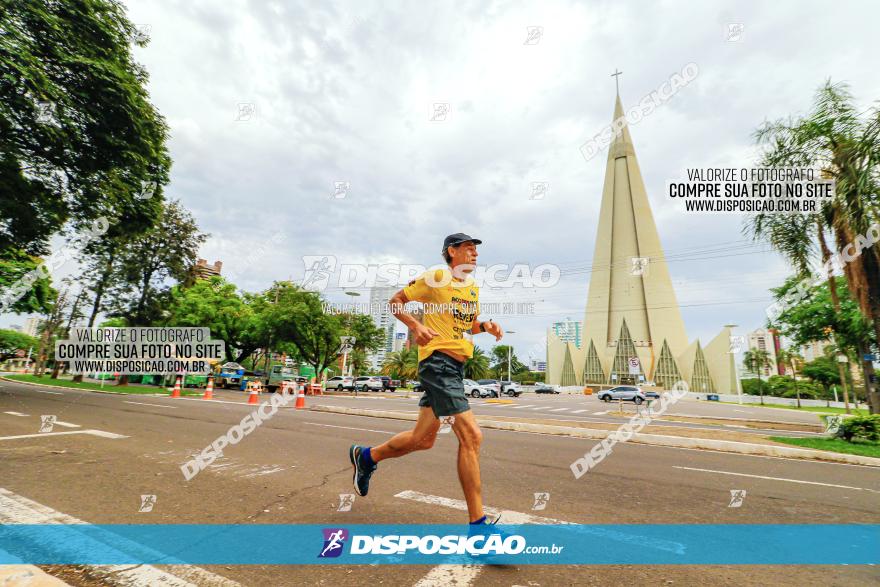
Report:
3,374,202,396
770,435,880,458
730,402,870,416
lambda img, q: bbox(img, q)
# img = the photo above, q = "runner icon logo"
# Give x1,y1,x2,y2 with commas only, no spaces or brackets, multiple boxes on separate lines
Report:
319,528,349,558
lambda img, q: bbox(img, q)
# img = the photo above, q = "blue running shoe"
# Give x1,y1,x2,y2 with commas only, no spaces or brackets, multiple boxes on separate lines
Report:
349,444,377,497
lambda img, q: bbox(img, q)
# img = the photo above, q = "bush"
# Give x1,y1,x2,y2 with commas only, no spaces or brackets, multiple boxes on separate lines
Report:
837,415,880,442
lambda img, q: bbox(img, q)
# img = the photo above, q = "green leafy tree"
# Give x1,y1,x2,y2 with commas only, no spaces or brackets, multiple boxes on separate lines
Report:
113,200,207,325
382,348,418,381
745,81,880,412
0,328,38,362
769,276,874,412
0,248,55,314
464,346,490,380
164,277,255,363
490,344,525,379
0,0,171,256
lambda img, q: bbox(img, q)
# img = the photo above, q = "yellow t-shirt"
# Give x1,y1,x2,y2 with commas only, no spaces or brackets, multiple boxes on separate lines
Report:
403,268,480,363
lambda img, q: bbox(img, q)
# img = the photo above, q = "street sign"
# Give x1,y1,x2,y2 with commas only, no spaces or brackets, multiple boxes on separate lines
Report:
863,353,877,361
628,357,640,375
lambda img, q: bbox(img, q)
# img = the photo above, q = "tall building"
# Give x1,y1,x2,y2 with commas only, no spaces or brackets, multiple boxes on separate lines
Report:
188,259,223,284
367,286,397,371
529,359,547,373
747,328,781,377
24,317,41,337
552,319,582,349
546,90,737,393
392,331,407,353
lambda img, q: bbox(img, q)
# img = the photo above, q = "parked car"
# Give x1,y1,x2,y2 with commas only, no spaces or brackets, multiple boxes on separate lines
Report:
326,375,355,391
465,379,498,398
534,383,560,394
354,376,384,392
476,379,502,397
597,385,653,405
378,376,401,392
499,380,521,397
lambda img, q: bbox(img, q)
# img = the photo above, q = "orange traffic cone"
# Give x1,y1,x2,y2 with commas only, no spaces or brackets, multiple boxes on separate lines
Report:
171,376,182,398
247,381,259,405
295,382,306,409
203,376,214,399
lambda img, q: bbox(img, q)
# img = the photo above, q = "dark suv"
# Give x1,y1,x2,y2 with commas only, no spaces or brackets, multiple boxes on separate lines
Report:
379,376,400,392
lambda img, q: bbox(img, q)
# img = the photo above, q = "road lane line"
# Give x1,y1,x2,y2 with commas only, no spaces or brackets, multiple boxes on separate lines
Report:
0,430,127,441
594,411,608,415
31,389,63,395
672,466,880,493
0,488,240,587
510,404,534,409
124,400,178,409
548,407,569,412
304,422,394,434
3,411,28,417
571,409,590,414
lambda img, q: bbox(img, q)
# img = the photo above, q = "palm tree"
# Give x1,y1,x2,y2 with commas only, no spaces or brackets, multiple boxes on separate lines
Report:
464,346,491,380
745,81,880,413
381,348,418,381
777,348,805,408
743,349,771,405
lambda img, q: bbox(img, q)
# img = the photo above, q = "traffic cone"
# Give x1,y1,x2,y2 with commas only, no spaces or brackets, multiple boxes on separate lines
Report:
247,381,259,405
295,382,306,409
203,376,214,399
170,376,182,398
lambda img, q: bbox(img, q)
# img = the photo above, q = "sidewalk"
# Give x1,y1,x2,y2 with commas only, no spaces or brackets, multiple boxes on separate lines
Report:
310,404,880,467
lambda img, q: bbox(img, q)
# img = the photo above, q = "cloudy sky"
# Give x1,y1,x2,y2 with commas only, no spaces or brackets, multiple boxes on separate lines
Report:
6,0,879,362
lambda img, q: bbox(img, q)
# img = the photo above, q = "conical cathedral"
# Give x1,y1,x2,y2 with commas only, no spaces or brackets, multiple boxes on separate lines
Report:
546,92,737,393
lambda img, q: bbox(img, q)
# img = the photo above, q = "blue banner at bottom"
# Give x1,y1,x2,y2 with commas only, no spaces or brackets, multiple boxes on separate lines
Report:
0,524,876,565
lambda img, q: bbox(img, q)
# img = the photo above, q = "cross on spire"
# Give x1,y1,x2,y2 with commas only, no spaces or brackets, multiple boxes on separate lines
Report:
611,68,623,96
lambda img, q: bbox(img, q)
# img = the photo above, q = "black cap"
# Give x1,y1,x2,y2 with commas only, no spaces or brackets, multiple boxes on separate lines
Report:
442,232,482,252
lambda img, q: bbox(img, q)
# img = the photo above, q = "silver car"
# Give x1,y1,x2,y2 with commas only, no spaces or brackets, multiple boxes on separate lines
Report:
464,379,499,398
598,385,649,405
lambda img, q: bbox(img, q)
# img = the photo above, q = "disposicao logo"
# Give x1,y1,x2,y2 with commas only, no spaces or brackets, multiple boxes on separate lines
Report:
318,528,349,558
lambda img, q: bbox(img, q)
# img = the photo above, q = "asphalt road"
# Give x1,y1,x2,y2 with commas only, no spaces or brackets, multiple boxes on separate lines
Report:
1,378,877,586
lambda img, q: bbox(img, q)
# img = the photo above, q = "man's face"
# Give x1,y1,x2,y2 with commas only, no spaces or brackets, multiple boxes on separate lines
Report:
449,241,478,276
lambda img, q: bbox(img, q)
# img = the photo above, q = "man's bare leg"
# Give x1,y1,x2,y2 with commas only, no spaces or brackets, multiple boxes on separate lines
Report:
450,409,484,522
370,406,440,462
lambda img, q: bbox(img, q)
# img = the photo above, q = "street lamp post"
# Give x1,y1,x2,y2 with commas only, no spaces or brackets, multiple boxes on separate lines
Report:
506,331,516,383
343,290,360,377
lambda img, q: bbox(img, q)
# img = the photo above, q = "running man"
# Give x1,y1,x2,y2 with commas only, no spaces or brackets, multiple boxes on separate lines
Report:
349,233,504,526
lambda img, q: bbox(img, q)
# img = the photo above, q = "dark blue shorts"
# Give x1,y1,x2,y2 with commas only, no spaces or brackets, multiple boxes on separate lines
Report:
417,351,471,418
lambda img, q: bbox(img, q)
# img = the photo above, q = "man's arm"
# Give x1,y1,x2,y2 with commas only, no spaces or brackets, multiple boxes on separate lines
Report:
390,289,438,346
471,316,504,341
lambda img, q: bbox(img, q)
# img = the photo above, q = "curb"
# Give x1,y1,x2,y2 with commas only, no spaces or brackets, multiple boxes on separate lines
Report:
310,404,880,467
1,376,175,397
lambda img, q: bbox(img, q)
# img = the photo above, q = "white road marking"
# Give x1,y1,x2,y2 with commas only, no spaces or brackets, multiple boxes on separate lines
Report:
0,430,127,441
548,407,569,412
413,565,483,586
124,400,178,409
3,411,28,417
30,389,63,395
510,404,534,409
571,409,590,414
52,421,80,428
304,422,394,435
0,488,240,587
400,490,685,585
594,411,608,415
395,490,571,525
672,466,880,493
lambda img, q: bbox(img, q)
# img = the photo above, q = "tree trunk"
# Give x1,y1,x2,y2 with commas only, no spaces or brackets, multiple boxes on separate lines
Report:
837,360,851,414
73,252,115,383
